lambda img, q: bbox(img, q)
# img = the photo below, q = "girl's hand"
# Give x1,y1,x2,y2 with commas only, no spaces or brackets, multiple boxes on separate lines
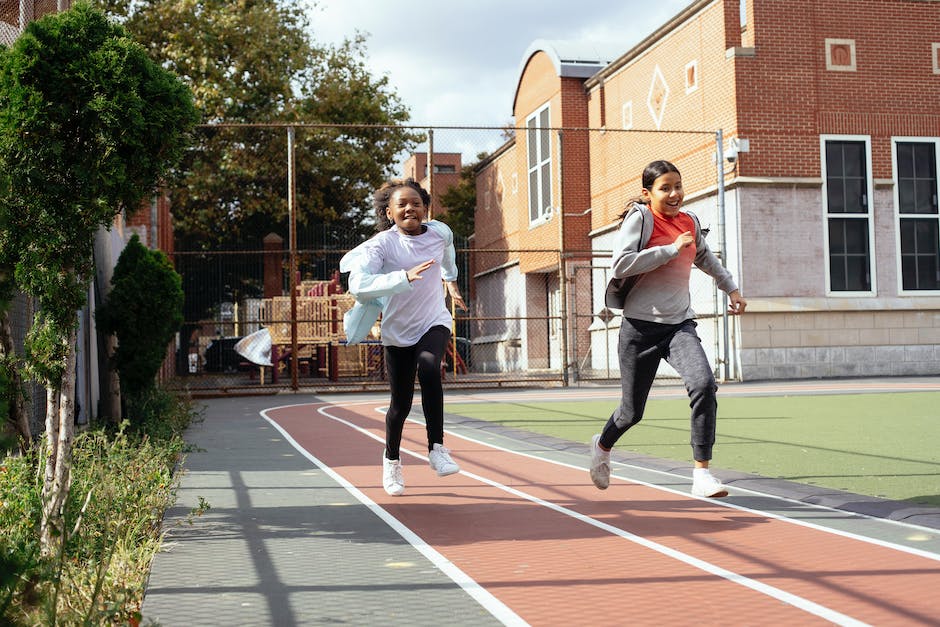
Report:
446,281,467,311
728,290,747,315
406,259,435,283
674,230,694,251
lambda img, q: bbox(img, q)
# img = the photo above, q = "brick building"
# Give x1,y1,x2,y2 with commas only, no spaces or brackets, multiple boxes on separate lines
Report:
403,152,463,219
474,0,940,381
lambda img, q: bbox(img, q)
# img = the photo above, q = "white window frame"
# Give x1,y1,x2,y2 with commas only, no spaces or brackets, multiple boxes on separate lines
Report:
685,60,699,94
525,103,553,226
892,136,940,294
821,135,876,296
621,101,633,130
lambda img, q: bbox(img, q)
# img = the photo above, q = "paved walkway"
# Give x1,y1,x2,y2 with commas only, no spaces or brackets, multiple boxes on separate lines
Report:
141,378,940,626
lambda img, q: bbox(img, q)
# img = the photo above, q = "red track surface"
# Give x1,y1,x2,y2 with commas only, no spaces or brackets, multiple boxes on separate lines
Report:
266,400,940,627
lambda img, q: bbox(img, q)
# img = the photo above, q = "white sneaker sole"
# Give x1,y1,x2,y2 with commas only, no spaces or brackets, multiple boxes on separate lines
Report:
433,465,460,477
691,486,728,498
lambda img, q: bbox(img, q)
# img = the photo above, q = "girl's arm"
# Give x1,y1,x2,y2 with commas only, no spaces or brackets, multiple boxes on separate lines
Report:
610,209,678,279
688,212,738,295
339,239,413,301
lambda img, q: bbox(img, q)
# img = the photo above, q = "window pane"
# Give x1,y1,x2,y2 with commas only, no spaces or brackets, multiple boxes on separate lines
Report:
526,118,537,168
528,170,538,221
900,219,916,250
830,258,847,291
539,129,550,165
540,162,552,214
826,143,843,175
897,143,914,178
826,140,867,214
897,142,938,216
842,143,864,177
844,256,870,291
914,143,936,178
827,185,846,213
902,257,917,290
845,180,867,213
828,219,845,253
899,183,916,213
916,218,939,250
914,180,937,214
899,218,940,290
919,255,940,290
844,219,869,254
828,217,871,291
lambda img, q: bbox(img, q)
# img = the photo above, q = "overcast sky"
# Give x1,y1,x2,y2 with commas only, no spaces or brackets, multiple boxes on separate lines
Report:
305,0,692,127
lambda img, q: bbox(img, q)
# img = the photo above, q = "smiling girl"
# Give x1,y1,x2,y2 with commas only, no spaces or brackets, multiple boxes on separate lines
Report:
591,160,747,499
340,178,466,496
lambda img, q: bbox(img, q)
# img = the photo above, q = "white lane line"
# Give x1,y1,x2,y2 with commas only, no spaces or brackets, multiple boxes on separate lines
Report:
438,421,940,560
268,402,868,627
266,399,940,556
259,406,530,627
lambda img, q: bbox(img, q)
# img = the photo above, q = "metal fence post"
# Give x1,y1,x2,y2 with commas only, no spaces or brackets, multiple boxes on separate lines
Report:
557,129,569,387
716,129,730,382
288,126,298,390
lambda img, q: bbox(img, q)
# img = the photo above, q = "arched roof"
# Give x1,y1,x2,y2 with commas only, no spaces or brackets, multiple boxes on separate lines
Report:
512,39,623,112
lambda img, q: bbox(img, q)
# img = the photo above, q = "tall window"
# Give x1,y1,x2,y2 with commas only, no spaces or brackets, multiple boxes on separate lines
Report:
896,140,940,291
526,104,552,224
823,138,873,293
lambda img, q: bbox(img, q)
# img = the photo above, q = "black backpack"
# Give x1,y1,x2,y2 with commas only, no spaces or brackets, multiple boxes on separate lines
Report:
604,205,646,309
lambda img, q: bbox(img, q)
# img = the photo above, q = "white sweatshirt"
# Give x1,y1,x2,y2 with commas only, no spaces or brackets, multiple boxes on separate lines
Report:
340,220,457,347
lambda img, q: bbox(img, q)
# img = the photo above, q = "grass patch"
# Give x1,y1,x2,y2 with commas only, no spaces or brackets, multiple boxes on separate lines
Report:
446,391,940,507
0,389,202,625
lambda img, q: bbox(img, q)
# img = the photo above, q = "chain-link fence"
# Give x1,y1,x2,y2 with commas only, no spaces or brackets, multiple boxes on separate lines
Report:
0,1,70,47
162,123,735,394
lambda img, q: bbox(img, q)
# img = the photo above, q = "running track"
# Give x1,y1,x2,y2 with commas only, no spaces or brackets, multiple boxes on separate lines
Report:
263,392,940,627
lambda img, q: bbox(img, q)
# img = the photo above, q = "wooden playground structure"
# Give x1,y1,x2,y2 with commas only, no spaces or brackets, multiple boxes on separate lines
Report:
257,281,382,383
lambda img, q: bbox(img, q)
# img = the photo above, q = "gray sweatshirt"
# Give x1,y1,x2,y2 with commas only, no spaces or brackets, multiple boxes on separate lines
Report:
609,203,737,324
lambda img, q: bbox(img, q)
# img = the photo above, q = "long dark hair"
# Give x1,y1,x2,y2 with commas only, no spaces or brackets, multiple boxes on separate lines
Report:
372,178,431,232
620,160,682,219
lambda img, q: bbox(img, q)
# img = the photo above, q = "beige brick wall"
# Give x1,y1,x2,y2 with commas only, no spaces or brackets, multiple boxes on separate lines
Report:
740,309,940,379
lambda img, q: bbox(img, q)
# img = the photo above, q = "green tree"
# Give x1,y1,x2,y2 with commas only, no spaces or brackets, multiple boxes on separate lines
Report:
0,2,197,553
438,161,479,240
96,235,184,411
94,0,424,250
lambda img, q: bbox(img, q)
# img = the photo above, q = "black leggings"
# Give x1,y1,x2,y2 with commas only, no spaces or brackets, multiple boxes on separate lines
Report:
383,325,451,460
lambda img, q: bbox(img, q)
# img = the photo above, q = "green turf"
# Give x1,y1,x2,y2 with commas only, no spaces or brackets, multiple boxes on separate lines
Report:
445,392,940,507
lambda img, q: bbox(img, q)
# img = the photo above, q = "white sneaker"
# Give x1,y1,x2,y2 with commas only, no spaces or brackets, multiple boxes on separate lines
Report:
691,469,728,498
382,455,405,496
428,443,459,476
590,434,610,490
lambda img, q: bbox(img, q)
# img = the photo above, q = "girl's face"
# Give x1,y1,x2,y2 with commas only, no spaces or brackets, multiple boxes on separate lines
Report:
642,171,684,218
387,186,427,235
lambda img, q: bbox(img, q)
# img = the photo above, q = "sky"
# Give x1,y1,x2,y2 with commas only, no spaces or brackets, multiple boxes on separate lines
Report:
305,0,692,128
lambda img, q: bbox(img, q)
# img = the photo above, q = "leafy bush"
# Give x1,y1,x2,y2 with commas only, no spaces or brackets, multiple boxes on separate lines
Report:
97,234,184,412
0,392,200,625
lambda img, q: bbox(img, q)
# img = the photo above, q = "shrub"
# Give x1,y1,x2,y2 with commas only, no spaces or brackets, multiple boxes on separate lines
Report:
97,234,184,414
0,392,199,625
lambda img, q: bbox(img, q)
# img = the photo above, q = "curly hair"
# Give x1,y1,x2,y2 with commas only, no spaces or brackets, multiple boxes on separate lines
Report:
372,178,432,231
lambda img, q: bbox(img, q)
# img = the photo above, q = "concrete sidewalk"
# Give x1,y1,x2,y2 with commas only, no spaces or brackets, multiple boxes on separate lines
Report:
140,394,501,626
141,381,940,626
